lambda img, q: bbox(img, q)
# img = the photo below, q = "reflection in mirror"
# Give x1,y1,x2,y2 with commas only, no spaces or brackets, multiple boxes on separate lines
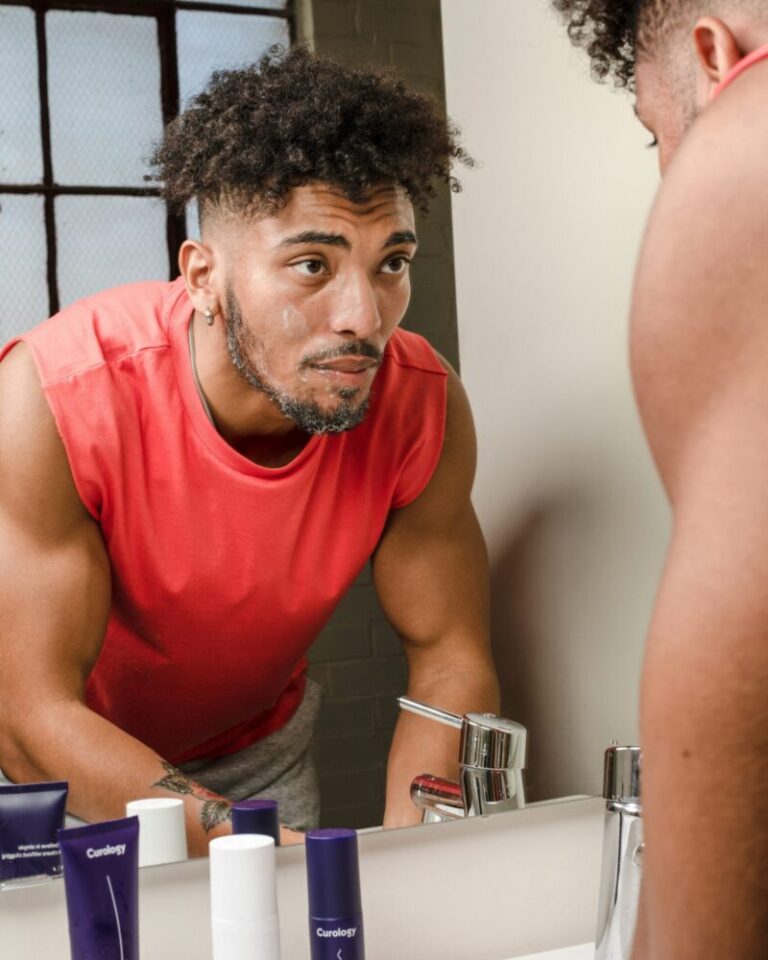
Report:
0,0,475,869
0,0,667,892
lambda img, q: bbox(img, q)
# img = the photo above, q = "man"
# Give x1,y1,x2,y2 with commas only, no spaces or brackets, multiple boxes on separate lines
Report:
553,2,768,958
0,47,498,855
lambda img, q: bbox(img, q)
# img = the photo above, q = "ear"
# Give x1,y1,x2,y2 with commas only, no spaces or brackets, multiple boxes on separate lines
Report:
178,239,220,318
692,17,743,95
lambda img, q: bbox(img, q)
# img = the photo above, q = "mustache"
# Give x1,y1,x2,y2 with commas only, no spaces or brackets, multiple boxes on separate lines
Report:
301,341,383,367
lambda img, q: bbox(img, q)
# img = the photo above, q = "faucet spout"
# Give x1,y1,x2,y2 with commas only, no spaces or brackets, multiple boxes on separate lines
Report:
595,746,643,960
410,774,465,821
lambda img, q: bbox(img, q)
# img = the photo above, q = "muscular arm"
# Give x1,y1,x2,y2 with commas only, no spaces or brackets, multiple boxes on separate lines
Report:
0,344,240,856
373,359,499,828
630,71,768,960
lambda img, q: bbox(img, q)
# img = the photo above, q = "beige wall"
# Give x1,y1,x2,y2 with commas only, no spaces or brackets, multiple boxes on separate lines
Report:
441,0,669,800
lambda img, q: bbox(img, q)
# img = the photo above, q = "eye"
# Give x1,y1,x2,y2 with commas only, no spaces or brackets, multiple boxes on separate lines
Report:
646,137,659,150
293,259,328,277
380,256,411,275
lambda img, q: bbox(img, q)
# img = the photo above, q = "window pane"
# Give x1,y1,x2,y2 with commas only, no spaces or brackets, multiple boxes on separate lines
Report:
177,11,290,104
47,12,164,187
0,195,49,338
0,6,43,184
56,196,169,307
186,200,201,241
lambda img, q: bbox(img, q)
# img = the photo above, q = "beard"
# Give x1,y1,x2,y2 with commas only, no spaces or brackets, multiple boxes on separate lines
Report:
223,286,379,435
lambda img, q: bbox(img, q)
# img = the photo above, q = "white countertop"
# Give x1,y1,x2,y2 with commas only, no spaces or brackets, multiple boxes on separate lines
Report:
509,946,593,960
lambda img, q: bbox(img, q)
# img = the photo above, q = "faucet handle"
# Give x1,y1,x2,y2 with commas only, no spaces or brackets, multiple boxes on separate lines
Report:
461,713,527,770
397,696,463,729
603,745,642,804
397,697,527,770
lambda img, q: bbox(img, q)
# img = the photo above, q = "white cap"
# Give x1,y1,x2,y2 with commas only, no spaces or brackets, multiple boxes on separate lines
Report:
210,835,280,960
125,798,188,867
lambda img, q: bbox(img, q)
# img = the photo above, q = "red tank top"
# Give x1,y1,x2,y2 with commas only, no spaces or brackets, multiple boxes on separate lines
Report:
2,279,447,764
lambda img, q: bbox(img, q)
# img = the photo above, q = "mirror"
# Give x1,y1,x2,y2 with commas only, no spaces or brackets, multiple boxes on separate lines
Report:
0,0,669,878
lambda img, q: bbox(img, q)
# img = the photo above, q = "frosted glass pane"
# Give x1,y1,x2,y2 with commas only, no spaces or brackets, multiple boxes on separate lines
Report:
0,195,49,338
0,6,43,184
183,1,287,8
47,12,163,187
186,200,201,241
177,11,290,104
56,196,169,307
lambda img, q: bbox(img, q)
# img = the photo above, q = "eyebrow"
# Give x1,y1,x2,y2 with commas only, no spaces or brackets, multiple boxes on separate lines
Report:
383,230,418,248
276,229,418,251
278,231,351,249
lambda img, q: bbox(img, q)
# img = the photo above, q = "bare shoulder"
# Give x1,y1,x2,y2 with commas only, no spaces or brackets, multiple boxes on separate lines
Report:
630,69,768,498
0,342,88,535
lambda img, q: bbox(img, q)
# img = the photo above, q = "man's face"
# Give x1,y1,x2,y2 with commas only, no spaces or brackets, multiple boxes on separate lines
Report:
213,182,417,434
635,49,699,174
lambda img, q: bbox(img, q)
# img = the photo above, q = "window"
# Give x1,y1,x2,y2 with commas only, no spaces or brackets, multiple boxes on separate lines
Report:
0,0,293,338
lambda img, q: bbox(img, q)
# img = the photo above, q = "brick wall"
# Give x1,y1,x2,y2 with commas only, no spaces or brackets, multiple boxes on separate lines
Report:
303,0,460,828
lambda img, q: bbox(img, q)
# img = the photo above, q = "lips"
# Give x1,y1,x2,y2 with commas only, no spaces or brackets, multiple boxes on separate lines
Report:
310,359,377,374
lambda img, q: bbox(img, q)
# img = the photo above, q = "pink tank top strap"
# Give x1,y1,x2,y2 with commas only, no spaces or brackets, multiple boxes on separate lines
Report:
712,42,768,99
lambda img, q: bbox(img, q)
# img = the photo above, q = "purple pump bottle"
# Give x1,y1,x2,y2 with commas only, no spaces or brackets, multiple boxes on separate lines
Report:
306,828,366,960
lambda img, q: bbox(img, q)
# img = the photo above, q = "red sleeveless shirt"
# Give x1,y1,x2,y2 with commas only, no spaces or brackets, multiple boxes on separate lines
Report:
2,279,447,764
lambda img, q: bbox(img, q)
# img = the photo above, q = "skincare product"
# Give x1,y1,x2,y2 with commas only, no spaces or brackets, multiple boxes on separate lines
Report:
306,828,366,960
126,797,187,866
210,834,280,960
59,816,140,960
0,781,68,886
232,799,280,845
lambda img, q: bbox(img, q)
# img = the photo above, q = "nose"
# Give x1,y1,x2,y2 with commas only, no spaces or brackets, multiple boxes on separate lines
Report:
329,273,382,340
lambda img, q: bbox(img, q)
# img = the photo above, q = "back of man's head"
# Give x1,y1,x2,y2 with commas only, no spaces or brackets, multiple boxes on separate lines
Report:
150,45,471,226
552,0,768,88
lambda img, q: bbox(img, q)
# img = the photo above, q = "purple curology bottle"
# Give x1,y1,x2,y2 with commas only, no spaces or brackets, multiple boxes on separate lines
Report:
231,799,280,845
305,828,365,960
58,816,140,960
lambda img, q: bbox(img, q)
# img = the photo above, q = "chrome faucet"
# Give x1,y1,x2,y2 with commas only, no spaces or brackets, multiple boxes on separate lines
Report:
595,745,643,960
397,696,527,822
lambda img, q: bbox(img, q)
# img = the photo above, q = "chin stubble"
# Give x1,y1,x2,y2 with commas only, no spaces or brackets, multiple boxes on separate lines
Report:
223,288,373,435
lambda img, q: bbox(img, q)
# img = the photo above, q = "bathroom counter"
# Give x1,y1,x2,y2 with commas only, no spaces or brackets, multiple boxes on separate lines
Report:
2,797,604,960
509,945,593,960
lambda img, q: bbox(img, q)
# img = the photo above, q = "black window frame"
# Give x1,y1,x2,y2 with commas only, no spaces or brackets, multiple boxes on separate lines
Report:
1,0,296,315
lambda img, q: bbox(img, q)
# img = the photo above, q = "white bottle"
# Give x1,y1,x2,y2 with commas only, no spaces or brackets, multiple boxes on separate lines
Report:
209,834,280,960
125,798,188,867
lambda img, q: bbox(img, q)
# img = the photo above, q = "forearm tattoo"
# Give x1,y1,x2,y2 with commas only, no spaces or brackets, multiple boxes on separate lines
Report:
152,761,232,833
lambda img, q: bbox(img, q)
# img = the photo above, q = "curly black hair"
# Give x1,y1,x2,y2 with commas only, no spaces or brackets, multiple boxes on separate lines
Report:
149,45,471,219
552,0,699,89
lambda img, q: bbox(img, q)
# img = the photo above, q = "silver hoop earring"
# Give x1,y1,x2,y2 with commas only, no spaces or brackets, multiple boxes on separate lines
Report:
204,307,215,327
